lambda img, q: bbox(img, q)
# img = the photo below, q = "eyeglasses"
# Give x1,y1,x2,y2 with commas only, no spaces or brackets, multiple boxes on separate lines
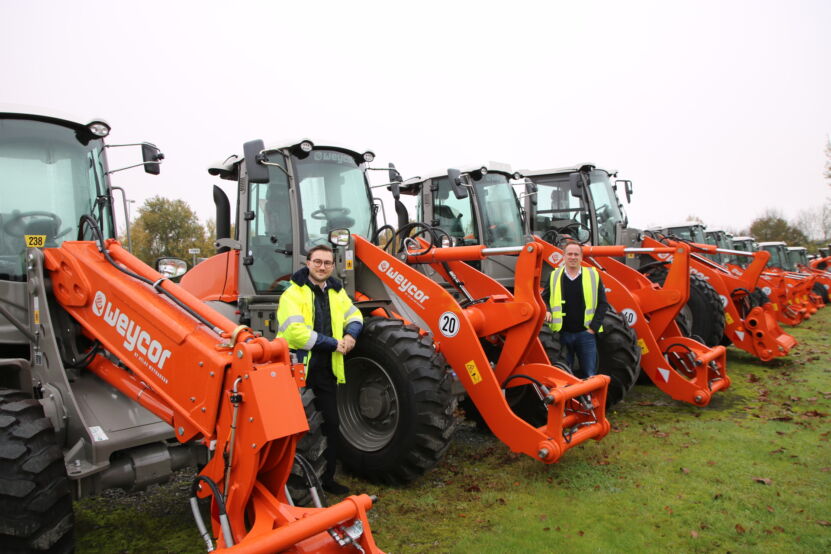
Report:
309,259,334,268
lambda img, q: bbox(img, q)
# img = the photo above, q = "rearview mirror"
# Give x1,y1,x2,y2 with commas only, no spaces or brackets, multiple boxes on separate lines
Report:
243,139,270,184
616,179,633,203
524,178,537,206
142,143,163,175
389,163,402,200
568,172,583,197
447,168,469,199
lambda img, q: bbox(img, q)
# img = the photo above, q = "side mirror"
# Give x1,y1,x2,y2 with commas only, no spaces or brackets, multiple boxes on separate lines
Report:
142,144,163,175
156,257,188,278
447,168,468,199
389,163,402,200
243,139,270,184
329,228,351,247
524,178,537,206
568,172,583,197
616,179,633,203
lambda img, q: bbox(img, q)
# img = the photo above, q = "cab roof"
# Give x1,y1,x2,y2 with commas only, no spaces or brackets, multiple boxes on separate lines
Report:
405,161,516,186
207,138,373,180
0,103,108,132
519,164,617,178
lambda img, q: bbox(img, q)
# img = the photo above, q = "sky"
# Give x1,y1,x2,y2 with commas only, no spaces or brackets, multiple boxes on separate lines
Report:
2,0,830,237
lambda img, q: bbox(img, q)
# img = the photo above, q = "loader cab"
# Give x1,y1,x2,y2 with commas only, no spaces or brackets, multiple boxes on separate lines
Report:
758,241,790,271
402,164,526,288
1,109,161,352
704,230,732,265
729,236,758,268
787,246,809,269
193,139,376,333
520,165,628,247
0,112,116,282
407,164,525,248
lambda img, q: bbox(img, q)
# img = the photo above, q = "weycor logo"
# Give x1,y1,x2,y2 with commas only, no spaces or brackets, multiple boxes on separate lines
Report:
91,291,172,377
377,260,431,303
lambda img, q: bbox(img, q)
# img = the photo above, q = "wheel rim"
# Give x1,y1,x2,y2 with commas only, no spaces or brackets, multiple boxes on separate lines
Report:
677,304,693,336
338,356,400,452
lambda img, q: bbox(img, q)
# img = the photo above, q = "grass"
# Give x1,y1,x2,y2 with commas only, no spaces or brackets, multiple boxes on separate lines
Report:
75,308,831,553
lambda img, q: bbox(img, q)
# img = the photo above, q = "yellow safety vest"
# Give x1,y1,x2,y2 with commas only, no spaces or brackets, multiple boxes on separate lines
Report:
276,282,363,384
548,266,602,333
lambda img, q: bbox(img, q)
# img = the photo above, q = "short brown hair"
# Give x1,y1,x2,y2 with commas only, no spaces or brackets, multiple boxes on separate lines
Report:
307,244,334,260
563,241,582,253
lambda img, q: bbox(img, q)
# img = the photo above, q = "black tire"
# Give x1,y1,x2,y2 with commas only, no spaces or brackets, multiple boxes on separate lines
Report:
337,317,458,484
287,387,327,507
596,308,642,407
643,266,725,347
0,389,73,553
812,281,829,304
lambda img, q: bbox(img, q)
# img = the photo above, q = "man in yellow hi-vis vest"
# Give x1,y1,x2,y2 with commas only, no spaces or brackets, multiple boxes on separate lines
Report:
277,244,363,495
543,241,609,378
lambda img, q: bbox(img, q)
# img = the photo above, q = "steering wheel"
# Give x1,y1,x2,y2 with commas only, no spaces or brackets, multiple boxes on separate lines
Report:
2,211,70,238
310,207,351,220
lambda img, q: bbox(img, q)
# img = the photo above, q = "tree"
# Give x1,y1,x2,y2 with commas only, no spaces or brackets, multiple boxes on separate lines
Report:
749,209,808,244
825,136,831,185
130,196,213,267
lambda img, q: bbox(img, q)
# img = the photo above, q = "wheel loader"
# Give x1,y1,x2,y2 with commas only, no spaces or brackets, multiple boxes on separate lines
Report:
787,246,830,305
757,241,824,317
177,139,612,485
520,165,795,362
647,223,797,361
0,109,381,552
392,164,729,406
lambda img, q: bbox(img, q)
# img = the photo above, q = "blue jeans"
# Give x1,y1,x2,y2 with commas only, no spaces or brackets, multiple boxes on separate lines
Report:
560,330,598,379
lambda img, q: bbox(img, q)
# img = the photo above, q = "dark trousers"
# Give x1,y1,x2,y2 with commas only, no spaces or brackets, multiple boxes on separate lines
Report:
560,330,598,379
309,382,339,482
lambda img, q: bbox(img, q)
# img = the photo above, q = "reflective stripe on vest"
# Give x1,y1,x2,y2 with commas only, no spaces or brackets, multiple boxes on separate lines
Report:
548,265,601,333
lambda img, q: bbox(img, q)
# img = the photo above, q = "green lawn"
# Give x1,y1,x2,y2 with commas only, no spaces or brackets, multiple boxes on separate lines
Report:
76,308,831,553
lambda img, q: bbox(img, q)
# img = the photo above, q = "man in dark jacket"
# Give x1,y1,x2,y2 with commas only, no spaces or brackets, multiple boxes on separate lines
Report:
277,244,363,495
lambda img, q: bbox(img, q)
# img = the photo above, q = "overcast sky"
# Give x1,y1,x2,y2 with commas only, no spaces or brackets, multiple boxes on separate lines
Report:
3,0,830,236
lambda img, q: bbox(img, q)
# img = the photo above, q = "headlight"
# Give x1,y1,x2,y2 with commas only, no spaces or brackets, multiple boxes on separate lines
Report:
299,140,314,153
88,121,110,137
480,167,488,175
363,151,375,163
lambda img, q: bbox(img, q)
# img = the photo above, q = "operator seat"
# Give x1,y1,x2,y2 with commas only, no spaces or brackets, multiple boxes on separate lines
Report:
434,205,464,238
24,218,60,247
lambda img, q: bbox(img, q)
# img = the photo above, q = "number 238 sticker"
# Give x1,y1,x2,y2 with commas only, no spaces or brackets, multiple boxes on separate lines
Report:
438,311,460,338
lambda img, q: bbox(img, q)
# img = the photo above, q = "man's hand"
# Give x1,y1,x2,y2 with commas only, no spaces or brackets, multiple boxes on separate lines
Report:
544,311,552,324
338,335,356,354
586,328,596,335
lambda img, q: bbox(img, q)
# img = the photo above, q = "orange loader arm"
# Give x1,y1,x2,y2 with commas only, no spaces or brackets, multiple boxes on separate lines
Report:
354,236,611,463
534,239,729,406
44,239,381,553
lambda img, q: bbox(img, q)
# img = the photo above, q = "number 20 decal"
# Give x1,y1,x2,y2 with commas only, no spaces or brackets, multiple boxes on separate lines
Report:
438,311,460,338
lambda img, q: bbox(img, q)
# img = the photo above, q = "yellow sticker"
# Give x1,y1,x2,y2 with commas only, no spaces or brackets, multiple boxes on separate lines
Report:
626,253,635,258
725,312,733,325
34,310,40,325
25,235,46,248
465,360,482,385
772,303,778,311
345,258,354,270
637,338,649,355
